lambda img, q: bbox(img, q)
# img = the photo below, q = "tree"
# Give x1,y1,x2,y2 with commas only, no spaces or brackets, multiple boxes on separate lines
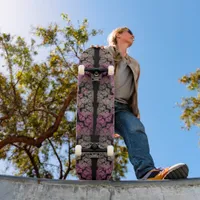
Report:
0,14,128,180
179,68,200,130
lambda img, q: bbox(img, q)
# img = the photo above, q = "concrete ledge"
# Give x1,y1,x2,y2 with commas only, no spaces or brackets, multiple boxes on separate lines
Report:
0,175,200,200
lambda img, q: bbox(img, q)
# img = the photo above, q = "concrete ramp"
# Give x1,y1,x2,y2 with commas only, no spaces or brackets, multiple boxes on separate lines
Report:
0,175,200,200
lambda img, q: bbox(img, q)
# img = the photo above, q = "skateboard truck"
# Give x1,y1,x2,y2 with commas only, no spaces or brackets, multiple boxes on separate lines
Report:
91,71,101,82
91,143,98,149
78,65,115,77
75,144,114,157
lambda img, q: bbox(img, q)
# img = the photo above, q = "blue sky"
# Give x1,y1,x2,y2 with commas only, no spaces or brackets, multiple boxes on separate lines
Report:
0,0,199,180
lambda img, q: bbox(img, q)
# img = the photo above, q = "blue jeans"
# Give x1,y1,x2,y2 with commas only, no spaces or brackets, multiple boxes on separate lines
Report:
115,101,155,179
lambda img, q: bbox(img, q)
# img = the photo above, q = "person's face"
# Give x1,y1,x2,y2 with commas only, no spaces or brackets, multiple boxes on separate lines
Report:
116,29,135,47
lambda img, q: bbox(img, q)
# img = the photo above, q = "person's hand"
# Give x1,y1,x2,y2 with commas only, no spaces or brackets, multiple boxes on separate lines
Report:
137,114,140,120
90,45,104,49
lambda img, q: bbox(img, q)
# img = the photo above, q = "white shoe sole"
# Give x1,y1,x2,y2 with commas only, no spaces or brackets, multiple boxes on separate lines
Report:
163,163,189,179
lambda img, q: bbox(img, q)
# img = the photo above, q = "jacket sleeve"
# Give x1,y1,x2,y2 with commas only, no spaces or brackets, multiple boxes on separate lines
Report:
136,63,140,119
136,64,140,82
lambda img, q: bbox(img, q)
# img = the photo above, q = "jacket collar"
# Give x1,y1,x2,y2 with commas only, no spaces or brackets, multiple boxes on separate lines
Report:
109,45,133,66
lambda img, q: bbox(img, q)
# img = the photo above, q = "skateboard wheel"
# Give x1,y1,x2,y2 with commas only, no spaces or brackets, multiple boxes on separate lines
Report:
108,65,114,76
107,145,114,157
75,145,82,157
78,65,85,75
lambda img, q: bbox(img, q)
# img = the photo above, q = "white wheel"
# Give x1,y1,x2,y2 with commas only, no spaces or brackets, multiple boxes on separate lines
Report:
107,145,114,157
78,65,85,75
75,145,82,157
108,65,114,76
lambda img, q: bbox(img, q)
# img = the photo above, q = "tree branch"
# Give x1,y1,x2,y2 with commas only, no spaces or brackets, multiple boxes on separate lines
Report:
0,115,10,121
2,41,18,106
14,59,26,87
0,109,16,125
0,87,77,149
24,146,41,178
70,44,81,60
0,136,39,148
63,139,72,179
48,138,63,179
33,72,48,109
27,109,58,118
36,87,77,144
11,144,40,178
54,40,77,79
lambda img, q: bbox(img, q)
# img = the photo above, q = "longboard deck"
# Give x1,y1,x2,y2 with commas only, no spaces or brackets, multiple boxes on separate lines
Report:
76,47,115,180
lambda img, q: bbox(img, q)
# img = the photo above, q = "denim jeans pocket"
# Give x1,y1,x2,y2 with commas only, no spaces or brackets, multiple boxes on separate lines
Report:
115,101,131,113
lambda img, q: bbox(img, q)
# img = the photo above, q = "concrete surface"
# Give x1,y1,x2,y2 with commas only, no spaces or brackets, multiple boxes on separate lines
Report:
0,175,200,200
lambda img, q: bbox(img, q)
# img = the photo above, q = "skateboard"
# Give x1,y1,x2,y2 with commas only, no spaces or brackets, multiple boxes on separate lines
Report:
75,47,115,180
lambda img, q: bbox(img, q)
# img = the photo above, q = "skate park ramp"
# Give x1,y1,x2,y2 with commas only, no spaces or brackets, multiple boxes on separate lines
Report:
0,175,200,200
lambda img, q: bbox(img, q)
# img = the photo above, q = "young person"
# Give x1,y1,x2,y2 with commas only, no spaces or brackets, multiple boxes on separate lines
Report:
103,27,189,180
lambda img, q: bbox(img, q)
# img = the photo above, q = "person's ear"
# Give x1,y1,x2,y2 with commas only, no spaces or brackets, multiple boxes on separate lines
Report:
116,33,121,39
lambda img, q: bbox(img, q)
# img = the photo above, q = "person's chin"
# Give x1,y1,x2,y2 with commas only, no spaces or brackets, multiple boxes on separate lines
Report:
128,41,133,47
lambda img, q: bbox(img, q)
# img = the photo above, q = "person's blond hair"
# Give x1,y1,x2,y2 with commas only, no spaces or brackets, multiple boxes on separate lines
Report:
107,27,129,46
